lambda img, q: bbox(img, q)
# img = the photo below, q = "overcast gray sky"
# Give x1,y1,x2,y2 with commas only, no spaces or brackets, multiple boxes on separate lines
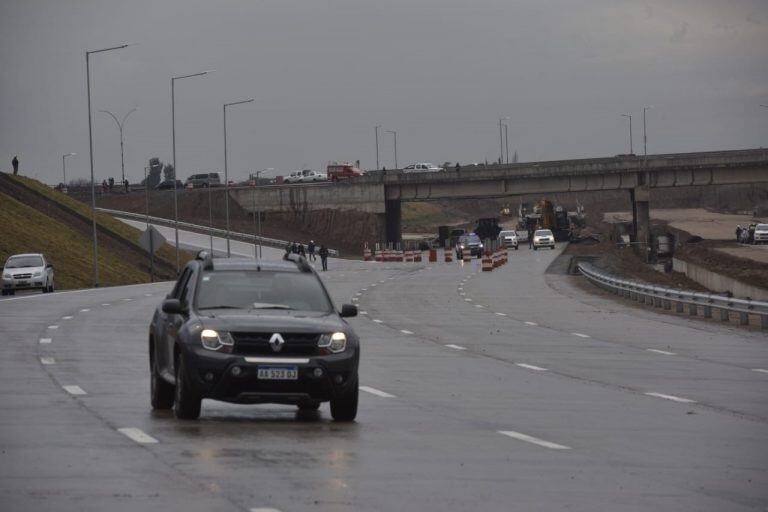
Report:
1,0,767,184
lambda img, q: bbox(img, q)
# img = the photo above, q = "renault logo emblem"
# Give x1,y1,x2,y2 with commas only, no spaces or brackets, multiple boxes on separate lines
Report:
268,333,285,352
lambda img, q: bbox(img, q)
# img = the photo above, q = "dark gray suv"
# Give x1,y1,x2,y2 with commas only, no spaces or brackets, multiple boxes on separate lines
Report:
185,172,222,188
148,252,360,420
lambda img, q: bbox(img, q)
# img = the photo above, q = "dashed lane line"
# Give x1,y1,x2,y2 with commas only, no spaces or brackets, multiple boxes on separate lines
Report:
571,332,591,338
515,363,548,372
47,325,58,329
62,385,87,396
524,321,537,326
80,308,90,312
750,368,768,374
122,298,133,302
644,392,696,404
498,430,571,450
117,427,159,444
40,357,55,365
360,386,396,398
464,298,473,302
359,311,368,315
475,304,485,308
250,508,282,512
400,330,414,335
445,344,467,351
39,338,52,344
647,349,676,356
101,303,111,306
372,319,384,324
61,316,73,320
495,312,507,316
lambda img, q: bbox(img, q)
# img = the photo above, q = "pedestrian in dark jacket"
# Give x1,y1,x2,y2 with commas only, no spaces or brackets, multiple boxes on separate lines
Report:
307,240,316,261
736,225,742,242
285,242,292,256
318,245,329,271
291,242,298,254
298,243,306,257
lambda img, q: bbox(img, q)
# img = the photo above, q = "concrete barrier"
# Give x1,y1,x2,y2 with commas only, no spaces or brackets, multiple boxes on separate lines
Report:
673,258,768,301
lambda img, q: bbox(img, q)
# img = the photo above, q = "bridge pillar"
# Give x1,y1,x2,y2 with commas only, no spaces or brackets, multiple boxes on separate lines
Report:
385,199,402,245
631,185,651,262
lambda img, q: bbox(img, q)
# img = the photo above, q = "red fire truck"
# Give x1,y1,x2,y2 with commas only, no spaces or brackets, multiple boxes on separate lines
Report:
326,162,366,182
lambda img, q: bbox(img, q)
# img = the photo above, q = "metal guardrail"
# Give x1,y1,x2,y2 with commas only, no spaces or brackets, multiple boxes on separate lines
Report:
577,261,768,329
95,207,339,257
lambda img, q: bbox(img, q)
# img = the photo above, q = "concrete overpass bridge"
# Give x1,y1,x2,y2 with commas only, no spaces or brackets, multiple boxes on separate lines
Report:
230,148,768,252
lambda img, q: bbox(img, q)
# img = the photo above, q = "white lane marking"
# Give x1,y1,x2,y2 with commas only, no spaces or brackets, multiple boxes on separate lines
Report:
361,288,367,291
645,392,696,404
122,298,133,302
370,284,377,287
144,293,153,297
495,312,507,316
515,363,548,371
250,508,282,512
524,321,537,326
360,386,396,398
400,330,414,335
752,368,768,374
475,304,485,308
63,385,87,396
117,427,159,444
61,316,73,320
372,319,384,324
378,280,386,283
498,430,571,450
351,298,358,302
355,293,362,296
47,325,58,329
647,349,676,356
40,357,55,365
359,311,368,315
0,281,168,302
459,292,466,296
39,338,52,344
445,344,467,351
464,298,472,302
80,308,90,312
101,303,111,306
458,287,463,291
571,332,590,338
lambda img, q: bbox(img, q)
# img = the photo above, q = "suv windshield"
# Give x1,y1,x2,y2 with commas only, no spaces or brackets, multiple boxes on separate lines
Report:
535,230,553,236
499,231,516,237
5,256,43,268
196,270,333,313
460,235,481,244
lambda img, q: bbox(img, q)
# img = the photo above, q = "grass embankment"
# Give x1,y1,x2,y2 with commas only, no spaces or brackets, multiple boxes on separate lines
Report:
0,192,149,289
10,175,179,265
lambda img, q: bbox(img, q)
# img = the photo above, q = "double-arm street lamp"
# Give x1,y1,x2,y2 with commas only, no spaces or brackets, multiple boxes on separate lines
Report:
62,152,76,187
385,130,398,169
223,98,254,257
621,113,633,154
99,108,137,184
171,70,213,272
86,42,134,288
251,168,273,259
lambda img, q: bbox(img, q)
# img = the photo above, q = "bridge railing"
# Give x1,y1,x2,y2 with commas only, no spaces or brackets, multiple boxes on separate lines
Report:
95,207,339,257
577,261,768,329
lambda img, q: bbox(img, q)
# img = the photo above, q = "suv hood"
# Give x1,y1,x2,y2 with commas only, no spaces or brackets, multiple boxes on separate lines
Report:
199,311,347,334
4,265,44,274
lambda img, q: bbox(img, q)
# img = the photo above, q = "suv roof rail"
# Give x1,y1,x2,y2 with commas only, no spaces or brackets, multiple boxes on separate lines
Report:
282,253,312,273
196,250,214,270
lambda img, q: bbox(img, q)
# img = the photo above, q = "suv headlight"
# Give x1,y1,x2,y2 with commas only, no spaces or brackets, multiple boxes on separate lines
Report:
34,271,42,277
200,329,234,352
2,273,10,279
318,332,347,353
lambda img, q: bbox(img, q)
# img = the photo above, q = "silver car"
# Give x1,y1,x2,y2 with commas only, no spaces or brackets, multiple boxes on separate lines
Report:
532,229,556,250
2,253,55,295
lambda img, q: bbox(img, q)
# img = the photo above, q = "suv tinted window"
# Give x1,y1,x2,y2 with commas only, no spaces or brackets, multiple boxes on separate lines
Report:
196,270,332,313
5,255,44,268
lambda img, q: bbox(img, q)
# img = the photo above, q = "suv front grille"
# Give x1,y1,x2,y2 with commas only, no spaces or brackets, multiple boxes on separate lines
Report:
13,273,32,279
231,332,321,356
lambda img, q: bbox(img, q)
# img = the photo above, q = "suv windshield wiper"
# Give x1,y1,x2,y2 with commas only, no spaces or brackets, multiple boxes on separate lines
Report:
197,305,242,310
251,303,294,310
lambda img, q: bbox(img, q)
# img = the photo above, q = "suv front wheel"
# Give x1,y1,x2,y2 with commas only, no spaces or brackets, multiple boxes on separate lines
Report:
150,350,174,410
174,356,202,419
330,374,358,421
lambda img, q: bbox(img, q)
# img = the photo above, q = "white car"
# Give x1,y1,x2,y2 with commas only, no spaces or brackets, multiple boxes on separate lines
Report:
300,169,328,182
753,224,768,244
532,229,556,250
498,230,519,250
283,170,304,184
402,162,443,173
2,253,55,295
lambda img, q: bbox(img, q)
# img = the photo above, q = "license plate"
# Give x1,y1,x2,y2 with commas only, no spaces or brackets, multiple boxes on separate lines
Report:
17,281,28,286
257,365,298,380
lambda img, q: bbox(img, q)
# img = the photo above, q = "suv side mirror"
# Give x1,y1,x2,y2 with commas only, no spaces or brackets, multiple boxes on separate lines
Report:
340,304,357,318
162,298,185,315
46,264,53,269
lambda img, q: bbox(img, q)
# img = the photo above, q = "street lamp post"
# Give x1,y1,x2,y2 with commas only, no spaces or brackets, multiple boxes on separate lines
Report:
62,153,75,187
375,125,381,170
86,42,133,288
99,107,137,184
499,117,509,164
621,113,633,154
144,165,155,282
385,130,397,169
254,168,272,259
208,179,214,253
503,123,509,164
643,106,653,158
171,70,212,272
223,98,254,257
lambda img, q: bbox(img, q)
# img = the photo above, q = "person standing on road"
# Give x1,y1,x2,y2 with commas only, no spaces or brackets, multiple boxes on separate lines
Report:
298,243,306,258
319,244,329,271
123,178,129,193
307,240,316,261
527,225,534,249
12,155,19,175
284,242,292,256
736,225,742,242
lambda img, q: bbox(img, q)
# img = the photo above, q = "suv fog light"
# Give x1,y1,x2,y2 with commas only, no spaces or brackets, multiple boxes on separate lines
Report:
231,366,242,376
204,372,214,381
313,368,324,377
334,375,343,384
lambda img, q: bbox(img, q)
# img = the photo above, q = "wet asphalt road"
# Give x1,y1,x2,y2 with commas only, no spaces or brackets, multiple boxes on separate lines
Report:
1,235,767,511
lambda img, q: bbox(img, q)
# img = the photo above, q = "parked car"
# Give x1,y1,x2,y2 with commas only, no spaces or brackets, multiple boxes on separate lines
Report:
498,230,519,250
753,223,768,244
402,163,443,173
455,234,483,259
2,253,54,295
185,172,222,188
148,252,360,421
155,179,183,190
532,229,556,250
283,171,304,184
